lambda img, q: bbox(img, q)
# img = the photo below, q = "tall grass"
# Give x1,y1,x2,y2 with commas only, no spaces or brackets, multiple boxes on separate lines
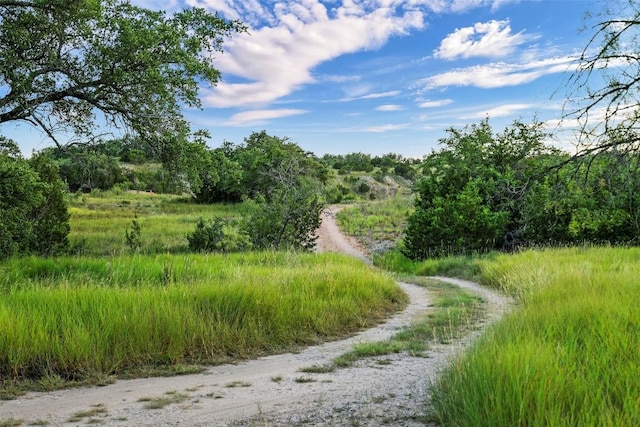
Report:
430,247,640,426
0,252,405,386
67,190,240,255
336,197,413,250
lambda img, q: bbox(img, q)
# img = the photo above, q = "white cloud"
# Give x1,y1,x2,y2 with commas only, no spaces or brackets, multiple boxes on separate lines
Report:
434,19,530,60
418,99,454,108
318,74,361,83
376,104,404,111
359,91,401,100
460,103,533,119
186,0,274,25
449,0,519,13
194,1,424,108
419,56,577,90
223,108,307,126
339,90,401,102
362,123,409,132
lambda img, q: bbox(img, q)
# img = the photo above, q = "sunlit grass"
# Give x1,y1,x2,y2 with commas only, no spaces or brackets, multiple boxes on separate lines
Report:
429,247,640,426
336,197,413,250
67,190,241,255
0,252,406,393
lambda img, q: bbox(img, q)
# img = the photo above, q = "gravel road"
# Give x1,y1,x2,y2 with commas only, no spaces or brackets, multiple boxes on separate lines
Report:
0,207,511,426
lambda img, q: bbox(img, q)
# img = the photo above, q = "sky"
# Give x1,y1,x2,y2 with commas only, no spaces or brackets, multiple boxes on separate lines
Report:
6,0,602,158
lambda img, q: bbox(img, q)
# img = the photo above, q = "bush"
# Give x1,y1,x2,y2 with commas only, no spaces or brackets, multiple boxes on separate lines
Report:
187,217,251,253
0,148,69,258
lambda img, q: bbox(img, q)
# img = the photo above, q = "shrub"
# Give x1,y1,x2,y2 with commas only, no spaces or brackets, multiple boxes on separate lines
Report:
187,217,251,253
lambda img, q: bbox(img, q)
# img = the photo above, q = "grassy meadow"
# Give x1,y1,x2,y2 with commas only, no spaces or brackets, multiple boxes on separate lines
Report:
428,247,640,426
0,252,404,393
67,189,240,256
334,205,640,425
336,197,413,252
0,190,407,396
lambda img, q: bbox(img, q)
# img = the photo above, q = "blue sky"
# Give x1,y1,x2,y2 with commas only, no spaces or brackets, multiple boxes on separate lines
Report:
7,0,601,157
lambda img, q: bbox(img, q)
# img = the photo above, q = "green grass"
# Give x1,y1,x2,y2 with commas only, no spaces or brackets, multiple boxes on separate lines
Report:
66,404,108,422
308,277,484,370
138,391,189,409
373,248,487,279
429,246,640,426
0,252,406,395
67,189,240,256
336,197,413,249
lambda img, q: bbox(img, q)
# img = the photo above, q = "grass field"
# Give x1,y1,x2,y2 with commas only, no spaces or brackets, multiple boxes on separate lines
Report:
0,190,408,397
0,252,405,396
67,189,240,256
428,247,640,426
336,197,413,251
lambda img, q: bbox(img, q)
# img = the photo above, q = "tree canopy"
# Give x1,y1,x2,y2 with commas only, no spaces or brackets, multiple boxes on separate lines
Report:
0,0,245,147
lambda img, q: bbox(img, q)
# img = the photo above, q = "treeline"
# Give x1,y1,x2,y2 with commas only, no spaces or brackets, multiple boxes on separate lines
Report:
2,130,422,258
36,131,418,201
6,118,639,261
403,119,640,259
322,152,419,179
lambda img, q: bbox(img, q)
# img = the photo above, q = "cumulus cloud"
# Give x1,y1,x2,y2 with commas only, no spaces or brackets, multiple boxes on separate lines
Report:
449,0,519,13
189,1,424,108
434,19,530,60
419,56,577,90
223,108,307,126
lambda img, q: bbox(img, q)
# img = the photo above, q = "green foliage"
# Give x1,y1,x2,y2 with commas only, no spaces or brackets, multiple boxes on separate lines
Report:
0,1,245,147
244,181,324,251
28,154,71,255
190,132,327,251
186,217,251,253
125,216,142,253
56,150,125,192
0,147,69,259
193,148,244,203
403,119,640,260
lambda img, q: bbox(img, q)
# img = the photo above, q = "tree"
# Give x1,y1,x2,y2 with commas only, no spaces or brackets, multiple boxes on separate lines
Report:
403,119,557,259
0,0,245,147
243,157,324,251
0,138,69,258
234,131,329,198
565,0,640,156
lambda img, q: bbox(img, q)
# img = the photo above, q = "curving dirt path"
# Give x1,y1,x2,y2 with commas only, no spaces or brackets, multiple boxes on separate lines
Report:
0,207,511,426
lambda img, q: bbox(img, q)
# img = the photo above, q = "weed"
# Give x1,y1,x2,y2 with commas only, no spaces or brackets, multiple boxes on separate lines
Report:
331,277,483,368
138,391,188,409
205,392,224,399
66,404,108,422
124,215,142,253
270,375,283,383
371,395,388,404
294,377,316,384
224,381,251,388
0,419,23,427
298,364,335,374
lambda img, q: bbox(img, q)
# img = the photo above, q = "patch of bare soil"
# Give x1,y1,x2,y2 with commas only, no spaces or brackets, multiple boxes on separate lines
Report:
0,206,511,427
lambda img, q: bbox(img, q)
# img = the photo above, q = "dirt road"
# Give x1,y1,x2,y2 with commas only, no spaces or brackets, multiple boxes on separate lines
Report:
1,207,511,426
